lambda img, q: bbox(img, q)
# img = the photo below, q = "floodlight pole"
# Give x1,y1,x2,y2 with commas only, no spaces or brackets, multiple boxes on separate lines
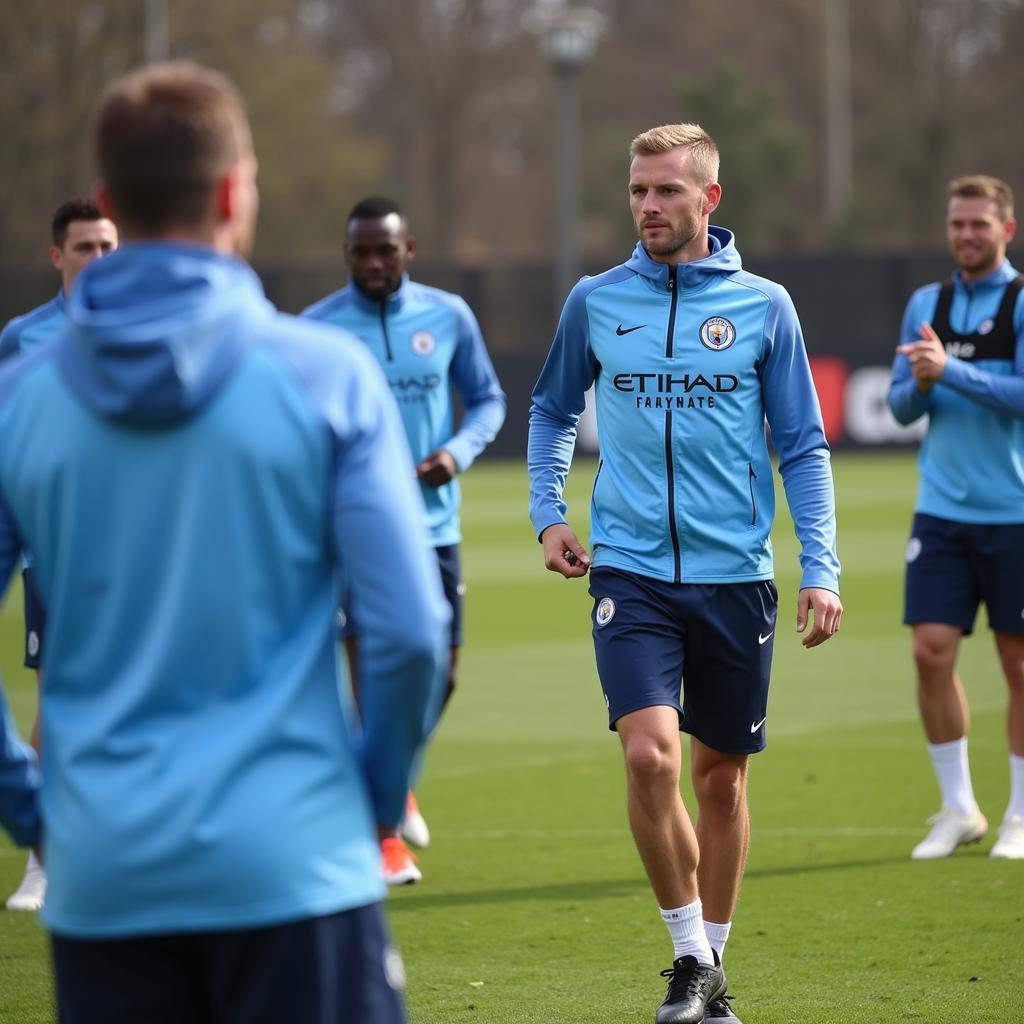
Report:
541,10,602,309
823,0,852,225
144,0,169,64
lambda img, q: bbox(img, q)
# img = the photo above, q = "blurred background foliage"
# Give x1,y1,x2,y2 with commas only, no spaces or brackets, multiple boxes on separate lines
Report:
1,0,1022,271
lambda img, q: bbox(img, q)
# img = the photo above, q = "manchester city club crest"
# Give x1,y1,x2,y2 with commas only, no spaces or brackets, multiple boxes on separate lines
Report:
410,330,436,356
699,316,737,351
595,597,616,628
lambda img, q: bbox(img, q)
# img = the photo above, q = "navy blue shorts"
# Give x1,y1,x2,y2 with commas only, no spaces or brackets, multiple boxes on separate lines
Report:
22,568,46,670
588,567,778,754
342,545,463,648
50,902,405,1024
904,513,1024,636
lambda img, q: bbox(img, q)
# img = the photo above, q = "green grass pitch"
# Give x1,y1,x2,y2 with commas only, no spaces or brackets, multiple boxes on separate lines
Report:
1,452,1022,1022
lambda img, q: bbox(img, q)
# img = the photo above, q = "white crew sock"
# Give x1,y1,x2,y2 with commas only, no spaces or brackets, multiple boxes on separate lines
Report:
25,849,41,872
1006,754,1024,821
660,900,714,964
703,919,732,964
927,738,979,816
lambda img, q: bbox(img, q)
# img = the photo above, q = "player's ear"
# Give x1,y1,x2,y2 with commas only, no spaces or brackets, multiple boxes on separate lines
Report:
406,235,416,262
1005,217,1017,244
703,182,722,217
48,245,63,273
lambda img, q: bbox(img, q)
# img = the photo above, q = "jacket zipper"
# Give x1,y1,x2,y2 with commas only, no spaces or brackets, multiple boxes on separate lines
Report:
379,302,393,362
748,463,757,526
665,265,681,582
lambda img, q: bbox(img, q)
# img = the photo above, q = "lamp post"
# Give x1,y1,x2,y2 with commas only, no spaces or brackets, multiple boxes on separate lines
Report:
144,0,169,64
539,7,603,308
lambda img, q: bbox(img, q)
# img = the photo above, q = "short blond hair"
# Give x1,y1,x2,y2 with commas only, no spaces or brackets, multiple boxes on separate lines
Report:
949,175,1015,222
630,123,720,185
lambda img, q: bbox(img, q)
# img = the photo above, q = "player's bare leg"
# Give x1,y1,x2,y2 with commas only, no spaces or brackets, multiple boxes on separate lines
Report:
618,707,725,1023
617,706,700,908
910,623,986,858
690,740,749,925
690,740,748,1023
991,632,1024,858
912,623,967,743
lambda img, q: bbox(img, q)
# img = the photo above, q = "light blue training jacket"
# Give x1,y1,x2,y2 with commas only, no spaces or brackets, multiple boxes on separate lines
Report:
1,292,70,573
0,242,449,938
529,228,840,591
887,259,1024,523
303,277,506,547
0,292,68,360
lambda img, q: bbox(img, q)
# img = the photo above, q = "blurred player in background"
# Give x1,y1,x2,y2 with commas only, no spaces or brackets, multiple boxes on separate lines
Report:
528,123,842,1024
303,197,506,885
1,198,117,912
888,175,1024,861
0,60,448,1024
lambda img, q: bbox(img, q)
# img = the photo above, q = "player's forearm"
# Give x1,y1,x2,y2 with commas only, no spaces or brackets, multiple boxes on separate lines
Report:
444,393,507,472
780,450,841,592
528,404,577,537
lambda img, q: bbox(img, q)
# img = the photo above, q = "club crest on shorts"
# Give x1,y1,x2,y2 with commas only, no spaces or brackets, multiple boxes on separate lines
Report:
977,318,995,336
410,330,436,356
905,537,922,563
699,316,736,351
595,597,616,628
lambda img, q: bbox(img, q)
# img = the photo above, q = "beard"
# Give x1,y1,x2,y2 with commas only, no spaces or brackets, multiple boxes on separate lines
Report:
637,207,702,259
953,240,999,276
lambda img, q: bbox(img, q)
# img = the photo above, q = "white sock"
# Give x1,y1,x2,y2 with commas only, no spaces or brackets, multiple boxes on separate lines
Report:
703,919,732,964
660,900,714,964
25,849,41,872
927,738,979,816
1006,754,1024,821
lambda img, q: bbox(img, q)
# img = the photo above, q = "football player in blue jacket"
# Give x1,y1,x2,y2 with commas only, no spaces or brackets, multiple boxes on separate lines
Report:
1,197,117,914
888,175,1024,862
304,197,505,884
0,61,447,1024
529,123,842,1024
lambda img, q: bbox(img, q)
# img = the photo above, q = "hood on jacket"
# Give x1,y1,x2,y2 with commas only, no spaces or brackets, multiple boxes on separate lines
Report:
626,225,742,292
58,242,271,426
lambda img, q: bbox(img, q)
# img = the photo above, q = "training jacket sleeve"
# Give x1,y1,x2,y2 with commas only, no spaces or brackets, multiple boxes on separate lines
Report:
316,341,450,828
0,490,40,847
528,283,599,538
938,300,1024,414
760,288,841,593
443,299,507,472
888,289,935,425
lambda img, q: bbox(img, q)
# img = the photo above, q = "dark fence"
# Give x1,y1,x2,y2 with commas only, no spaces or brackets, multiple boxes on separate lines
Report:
1,250,954,456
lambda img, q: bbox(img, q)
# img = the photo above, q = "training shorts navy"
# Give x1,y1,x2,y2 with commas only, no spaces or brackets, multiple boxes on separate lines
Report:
588,567,778,754
904,513,1024,636
342,544,463,647
22,567,46,669
50,902,404,1024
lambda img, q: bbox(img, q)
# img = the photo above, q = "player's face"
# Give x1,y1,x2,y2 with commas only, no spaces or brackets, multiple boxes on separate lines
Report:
629,149,718,263
345,214,414,300
51,218,118,292
946,196,1017,281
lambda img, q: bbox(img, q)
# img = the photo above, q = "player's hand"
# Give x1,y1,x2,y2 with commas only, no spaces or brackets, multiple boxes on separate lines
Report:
896,322,947,393
416,449,458,488
541,523,591,579
796,587,843,648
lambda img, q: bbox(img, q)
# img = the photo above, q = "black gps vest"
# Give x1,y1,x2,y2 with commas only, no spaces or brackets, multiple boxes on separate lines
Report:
930,276,1023,362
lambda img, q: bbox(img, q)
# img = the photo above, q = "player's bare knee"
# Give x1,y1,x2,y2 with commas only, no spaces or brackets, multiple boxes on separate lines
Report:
623,738,679,791
912,635,956,677
693,759,747,818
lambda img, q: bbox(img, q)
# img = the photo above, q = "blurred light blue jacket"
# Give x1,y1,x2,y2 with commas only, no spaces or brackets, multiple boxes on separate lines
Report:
0,243,449,938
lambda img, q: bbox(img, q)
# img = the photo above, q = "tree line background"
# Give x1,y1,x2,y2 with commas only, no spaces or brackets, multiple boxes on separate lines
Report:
2,0,1023,277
